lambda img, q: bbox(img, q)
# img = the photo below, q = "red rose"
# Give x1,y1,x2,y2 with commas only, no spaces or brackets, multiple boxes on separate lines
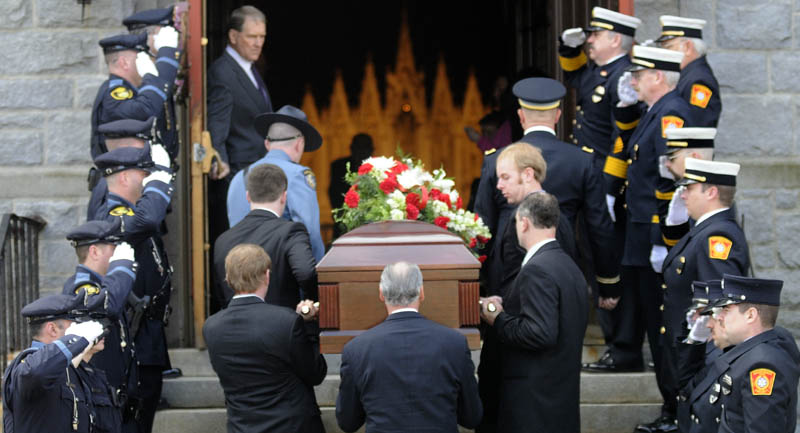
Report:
434,216,450,229
391,161,409,174
419,186,429,209
379,176,398,194
344,188,360,208
474,213,479,222
477,235,490,244
438,193,451,208
469,237,477,248
406,203,419,220
357,163,373,175
478,255,487,263
456,196,463,210
429,188,441,199
405,192,421,209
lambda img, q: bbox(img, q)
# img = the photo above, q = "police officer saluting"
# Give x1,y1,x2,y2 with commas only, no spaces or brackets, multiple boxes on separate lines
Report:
2,294,106,433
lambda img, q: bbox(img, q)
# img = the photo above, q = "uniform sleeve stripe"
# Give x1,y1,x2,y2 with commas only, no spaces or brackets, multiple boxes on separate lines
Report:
655,190,674,200
662,235,679,247
603,156,628,179
139,85,167,101
596,275,621,284
144,186,171,202
156,57,180,69
53,340,73,362
108,266,136,279
559,51,587,72
615,119,640,131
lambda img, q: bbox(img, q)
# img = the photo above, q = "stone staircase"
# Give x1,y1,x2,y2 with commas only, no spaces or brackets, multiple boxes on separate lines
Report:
153,329,662,433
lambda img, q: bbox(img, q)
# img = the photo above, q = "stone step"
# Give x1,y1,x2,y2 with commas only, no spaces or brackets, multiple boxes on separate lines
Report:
152,404,663,433
161,371,662,409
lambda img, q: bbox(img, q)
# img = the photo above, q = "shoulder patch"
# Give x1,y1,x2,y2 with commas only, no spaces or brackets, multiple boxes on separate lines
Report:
690,84,712,109
661,115,685,138
303,169,316,190
110,86,134,101
581,146,594,154
750,368,776,396
75,283,100,296
708,235,732,260
109,206,135,217
484,148,496,156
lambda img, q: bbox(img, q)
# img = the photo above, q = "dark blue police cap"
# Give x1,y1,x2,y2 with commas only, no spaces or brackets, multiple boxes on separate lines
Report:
98,117,156,141
66,220,122,248
69,289,111,321
694,280,724,314
93,144,154,177
512,77,566,111
711,274,783,308
22,294,81,324
99,33,148,54
123,7,174,31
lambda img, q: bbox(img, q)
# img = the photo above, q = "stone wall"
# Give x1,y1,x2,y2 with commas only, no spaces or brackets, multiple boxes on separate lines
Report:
636,0,800,334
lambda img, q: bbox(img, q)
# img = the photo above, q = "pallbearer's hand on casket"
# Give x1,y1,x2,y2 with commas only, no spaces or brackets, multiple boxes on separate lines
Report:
479,296,504,326
296,300,319,321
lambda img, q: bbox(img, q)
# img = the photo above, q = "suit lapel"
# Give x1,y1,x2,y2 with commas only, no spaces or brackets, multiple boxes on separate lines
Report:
223,52,267,112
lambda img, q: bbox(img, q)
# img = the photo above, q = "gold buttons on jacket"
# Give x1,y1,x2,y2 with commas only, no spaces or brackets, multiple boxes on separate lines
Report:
660,327,666,334
680,256,686,263
660,304,664,311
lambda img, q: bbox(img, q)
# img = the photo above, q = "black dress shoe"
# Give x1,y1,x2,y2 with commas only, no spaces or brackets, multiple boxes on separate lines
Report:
634,415,677,432
582,352,644,372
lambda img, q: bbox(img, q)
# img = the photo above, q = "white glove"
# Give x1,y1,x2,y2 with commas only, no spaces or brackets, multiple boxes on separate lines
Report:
617,72,638,107
658,155,675,180
641,39,656,47
606,194,616,223
666,186,689,226
154,26,179,50
687,315,711,343
109,242,135,262
150,143,171,169
135,52,158,78
143,171,172,186
650,245,668,273
65,321,105,345
561,27,586,48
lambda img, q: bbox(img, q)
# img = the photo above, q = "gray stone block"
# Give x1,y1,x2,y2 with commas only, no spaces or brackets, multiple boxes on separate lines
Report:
776,215,800,268
0,112,46,129
771,52,800,92
0,200,12,214
776,190,798,210
777,311,800,338
736,193,773,245
632,0,679,43
0,130,43,165
715,96,793,157
37,0,134,28
39,240,78,277
0,32,99,75
707,52,767,94
76,75,107,108
0,79,73,109
46,111,93,165
40,274,69,293
0,167,88,198
0,0,31,29
751,245,776,270
717,0,792,49
678,0,714,47
13,199,81,240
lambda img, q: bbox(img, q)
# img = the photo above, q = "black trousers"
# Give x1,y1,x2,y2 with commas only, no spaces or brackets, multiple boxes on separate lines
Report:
476,324,500,433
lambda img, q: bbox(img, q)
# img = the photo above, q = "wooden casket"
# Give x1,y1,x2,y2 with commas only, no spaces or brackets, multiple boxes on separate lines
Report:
316,220,482,353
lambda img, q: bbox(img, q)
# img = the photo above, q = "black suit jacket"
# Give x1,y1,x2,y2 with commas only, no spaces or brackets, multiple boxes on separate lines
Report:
336,311,482,432
207,51,273,167
214,209,318,308
493,241,588,433
203,296,327,433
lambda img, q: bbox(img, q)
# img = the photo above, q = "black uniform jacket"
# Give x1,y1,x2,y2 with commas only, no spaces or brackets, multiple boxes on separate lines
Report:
213,209,318,308
493,241,588,433
336,311,482,433
662,208,750,342
678,56,721,128
203,296,327,433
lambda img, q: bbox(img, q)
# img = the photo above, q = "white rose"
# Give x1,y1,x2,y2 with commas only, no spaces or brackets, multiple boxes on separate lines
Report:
390,209,405,220
365,156,396,173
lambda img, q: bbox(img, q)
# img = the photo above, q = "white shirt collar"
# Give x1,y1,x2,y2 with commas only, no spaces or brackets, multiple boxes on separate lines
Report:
599,53,626,66
524,125,556,136
231,293,264,301
251,206,281,218
695,207,730,226
521,238,557,268
389,307,418,315
226,45,258,88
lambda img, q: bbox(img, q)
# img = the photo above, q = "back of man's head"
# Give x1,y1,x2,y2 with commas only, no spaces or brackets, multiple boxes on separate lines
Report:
379,261,423,307
497,142,547,184
246,163,287,203
350,133,374,160
225,244,271,294
517,191,560,229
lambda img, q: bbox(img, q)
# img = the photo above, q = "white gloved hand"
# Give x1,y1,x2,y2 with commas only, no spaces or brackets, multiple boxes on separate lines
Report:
658,155,675,180
561,27,586,48
153,26,179,50
687,315,711,343
641,39,656,47
135,52,158,78
143,171,172,186
685,309,698,330
617,71,638,107
150,143,171,169
606,194,617,223
666,186,689,226
109,242,135,262
650,245,668,273
65,321,105,345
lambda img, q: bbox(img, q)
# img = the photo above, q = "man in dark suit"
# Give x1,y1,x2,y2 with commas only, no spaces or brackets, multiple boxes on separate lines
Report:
336,262,482,432
213,163,318,308
204,244,327,433
480,191,588,433
329,133,374,239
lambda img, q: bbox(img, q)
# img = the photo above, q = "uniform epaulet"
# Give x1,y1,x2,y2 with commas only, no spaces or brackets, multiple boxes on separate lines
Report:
109,206,135,216
484,148,496,156
74,282,101,296
581,146,594,154
110,85,134,101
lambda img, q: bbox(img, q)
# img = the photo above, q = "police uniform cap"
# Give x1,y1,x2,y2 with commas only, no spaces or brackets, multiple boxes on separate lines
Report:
679,158,739,187
255,105,323,152
585,7,642,37
99,33,149,54
66,220,121,248
93,144,155,177
98,117,156,141
627,45,683,72
22,294,82,324
665,127,716,154
695,280,724,314
656,15,706,43
123,7,174,31
710,274,783,308
70,289,110,322
512,77,566,111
